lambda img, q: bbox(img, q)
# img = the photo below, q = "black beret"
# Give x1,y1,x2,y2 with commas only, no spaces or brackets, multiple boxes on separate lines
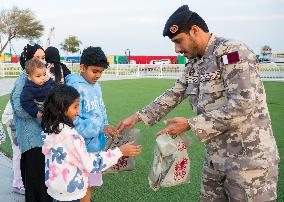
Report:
163,5,193,39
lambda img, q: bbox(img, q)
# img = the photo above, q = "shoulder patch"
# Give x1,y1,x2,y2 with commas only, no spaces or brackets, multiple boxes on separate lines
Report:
222,51,240,65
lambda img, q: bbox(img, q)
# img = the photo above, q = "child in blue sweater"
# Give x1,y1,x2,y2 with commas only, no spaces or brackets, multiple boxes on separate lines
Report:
66,47,119,202
20,59,54,118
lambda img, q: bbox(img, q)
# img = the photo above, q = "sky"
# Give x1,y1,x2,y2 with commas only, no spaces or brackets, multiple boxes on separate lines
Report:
0,0,283,56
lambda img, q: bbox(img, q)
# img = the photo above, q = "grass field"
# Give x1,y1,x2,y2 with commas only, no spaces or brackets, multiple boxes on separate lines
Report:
0,79,283,201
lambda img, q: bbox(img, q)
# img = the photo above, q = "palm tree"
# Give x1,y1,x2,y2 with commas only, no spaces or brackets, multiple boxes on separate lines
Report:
60,36,81,58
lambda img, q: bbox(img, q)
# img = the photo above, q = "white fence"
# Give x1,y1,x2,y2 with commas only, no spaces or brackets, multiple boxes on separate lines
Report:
0,63,22,77
1,63,284,81
0,63,185,78
258,63,284,81
62,63,185,78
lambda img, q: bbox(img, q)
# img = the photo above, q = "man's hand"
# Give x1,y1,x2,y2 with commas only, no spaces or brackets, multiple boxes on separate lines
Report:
103,125,119,137
116,114,140,134
156,117,190,136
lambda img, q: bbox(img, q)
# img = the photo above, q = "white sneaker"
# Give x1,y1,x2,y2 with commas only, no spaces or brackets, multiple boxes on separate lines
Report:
12,186,25,195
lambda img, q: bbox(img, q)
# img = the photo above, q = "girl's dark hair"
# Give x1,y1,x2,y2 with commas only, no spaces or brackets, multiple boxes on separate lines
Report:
45,46,71,83
20,44,44,69
80,46,109,69
41,84,80,134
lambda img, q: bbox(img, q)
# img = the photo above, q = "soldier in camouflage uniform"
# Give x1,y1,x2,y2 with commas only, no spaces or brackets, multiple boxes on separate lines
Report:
117,5,279,201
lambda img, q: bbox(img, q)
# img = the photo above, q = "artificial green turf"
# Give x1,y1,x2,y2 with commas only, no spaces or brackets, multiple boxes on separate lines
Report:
0,94,12,158
0,79,283,201
94,79,284,202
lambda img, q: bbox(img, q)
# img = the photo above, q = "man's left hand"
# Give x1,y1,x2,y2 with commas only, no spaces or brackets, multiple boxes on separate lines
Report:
156,117,191,136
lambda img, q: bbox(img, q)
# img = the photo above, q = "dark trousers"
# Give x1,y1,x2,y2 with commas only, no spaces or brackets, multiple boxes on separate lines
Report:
20,147,52,202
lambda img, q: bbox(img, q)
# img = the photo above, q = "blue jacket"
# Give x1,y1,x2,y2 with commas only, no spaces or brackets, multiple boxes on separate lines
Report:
20,78,54,118
10,71,43,153
65,74,108,153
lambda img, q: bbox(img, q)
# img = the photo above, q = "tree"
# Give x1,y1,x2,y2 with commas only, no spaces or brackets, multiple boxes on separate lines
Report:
0,6,44,54
60,36,81,55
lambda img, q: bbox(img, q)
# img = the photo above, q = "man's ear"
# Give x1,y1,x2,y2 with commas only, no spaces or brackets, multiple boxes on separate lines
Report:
190,25,199,37
79,64,85,72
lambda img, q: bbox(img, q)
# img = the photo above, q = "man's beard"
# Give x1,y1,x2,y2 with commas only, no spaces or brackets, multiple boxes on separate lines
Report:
184,37,199,59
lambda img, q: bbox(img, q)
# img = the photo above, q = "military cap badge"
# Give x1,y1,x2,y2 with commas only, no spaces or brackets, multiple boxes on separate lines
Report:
170,25,179,34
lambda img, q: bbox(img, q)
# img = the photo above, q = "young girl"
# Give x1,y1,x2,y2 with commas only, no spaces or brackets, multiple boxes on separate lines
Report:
41,85,142,202
2,101,25,194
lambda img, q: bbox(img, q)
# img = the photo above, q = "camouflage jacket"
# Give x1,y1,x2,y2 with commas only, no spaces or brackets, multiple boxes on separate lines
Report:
137,34,279,171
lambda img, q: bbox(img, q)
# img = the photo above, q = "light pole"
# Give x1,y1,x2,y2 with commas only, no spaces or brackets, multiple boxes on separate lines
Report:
125,49,130,64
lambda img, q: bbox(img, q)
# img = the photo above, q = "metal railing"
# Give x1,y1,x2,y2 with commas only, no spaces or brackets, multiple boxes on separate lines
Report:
1,63,284,81
258,63,284,80
0,63,22,77
0,63,185,78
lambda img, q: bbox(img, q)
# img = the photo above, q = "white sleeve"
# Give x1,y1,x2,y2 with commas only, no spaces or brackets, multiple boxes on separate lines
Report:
70,133,122,173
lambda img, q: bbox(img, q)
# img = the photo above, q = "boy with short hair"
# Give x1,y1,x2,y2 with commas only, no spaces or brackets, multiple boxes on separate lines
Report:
66,47,118,202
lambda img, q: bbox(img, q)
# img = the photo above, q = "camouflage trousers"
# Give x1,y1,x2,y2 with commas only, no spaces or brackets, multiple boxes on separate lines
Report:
200,164,278,202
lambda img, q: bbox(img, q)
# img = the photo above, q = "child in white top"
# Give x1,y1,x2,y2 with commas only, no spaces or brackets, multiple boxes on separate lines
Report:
41,85,142,202
2,100,25,194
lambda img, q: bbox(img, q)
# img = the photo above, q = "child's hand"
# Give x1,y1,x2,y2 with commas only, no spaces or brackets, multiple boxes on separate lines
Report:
37,111,43,118
104,125,119,137
119,141,142,157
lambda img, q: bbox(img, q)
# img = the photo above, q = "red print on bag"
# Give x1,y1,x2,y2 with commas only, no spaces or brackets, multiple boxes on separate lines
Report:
177,142,186,151
112,156,128,170
174,158,189,181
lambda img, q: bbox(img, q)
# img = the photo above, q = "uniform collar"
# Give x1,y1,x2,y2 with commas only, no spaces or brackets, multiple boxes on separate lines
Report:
193,34,216,65
203,33,216,59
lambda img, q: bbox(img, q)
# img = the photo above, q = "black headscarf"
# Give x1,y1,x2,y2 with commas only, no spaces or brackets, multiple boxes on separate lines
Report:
20,44,44,69
45,46,60,63
45,46,71,83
